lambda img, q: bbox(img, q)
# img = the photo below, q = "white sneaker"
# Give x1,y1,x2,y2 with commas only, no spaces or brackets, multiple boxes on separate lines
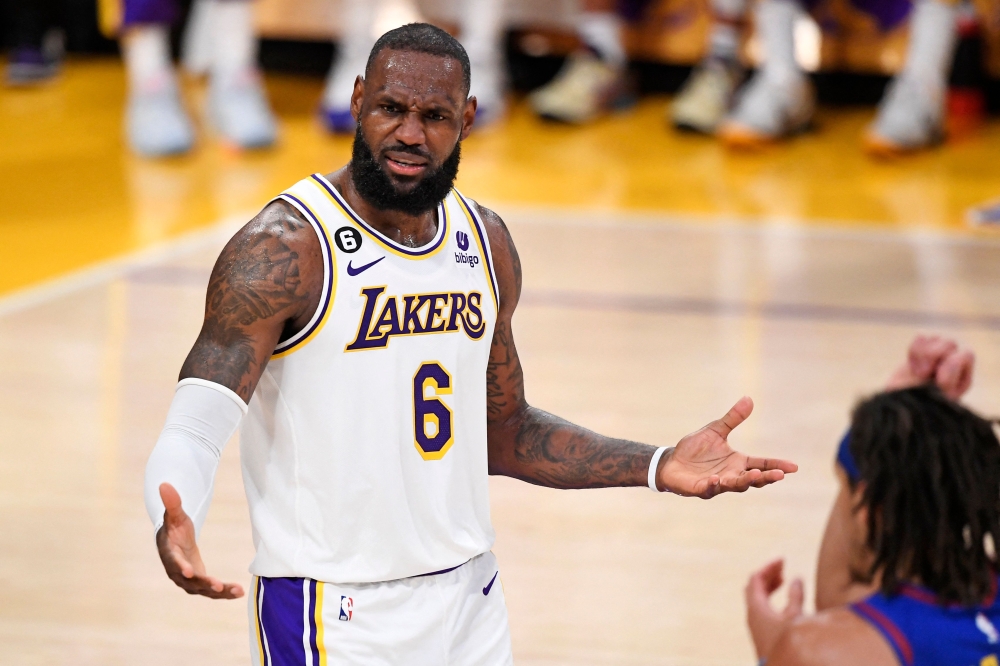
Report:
671,58,744,134
209,69,277,149
529,51,633,124
865,75,945,156
126,75,195,157
718,72,814,147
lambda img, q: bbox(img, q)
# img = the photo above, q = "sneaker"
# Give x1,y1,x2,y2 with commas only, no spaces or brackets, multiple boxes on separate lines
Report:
209,69,278,149
320,107,356,134
126,76,195,157
5,47,59,86
864,75,945,157
671,58,744,134
528,51,634,124
718,72,815,147
320,47,370,135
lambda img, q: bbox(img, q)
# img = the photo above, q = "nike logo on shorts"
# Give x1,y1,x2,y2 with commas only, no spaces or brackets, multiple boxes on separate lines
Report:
483,571,498,596
346,257,385,276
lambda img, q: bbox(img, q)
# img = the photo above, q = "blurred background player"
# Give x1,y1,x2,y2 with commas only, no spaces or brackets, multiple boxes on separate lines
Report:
744,336,1000,664
719,0,959,154
320,0,508,133
4,0,64,86
670,0,749,133
528,0,635,123
119,0,277,156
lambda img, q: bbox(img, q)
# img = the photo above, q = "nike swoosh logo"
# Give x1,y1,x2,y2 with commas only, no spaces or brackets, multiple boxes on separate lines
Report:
482,571,498,596
346,257,385,276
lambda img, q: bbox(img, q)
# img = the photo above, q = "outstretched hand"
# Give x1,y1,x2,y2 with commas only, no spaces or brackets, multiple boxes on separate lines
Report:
156,483,244,599
745,559,804,660
656,397,797,498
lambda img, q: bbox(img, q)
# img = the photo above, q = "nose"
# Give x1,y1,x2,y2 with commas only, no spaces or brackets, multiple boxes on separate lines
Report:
394,110,427,147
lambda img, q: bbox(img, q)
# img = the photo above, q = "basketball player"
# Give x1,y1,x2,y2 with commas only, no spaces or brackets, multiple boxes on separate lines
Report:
144,23,797,663
745,336,1000,665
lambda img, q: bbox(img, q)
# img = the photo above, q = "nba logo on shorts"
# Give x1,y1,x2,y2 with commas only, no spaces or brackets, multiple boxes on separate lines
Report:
339,596,353,621
456,231,469,251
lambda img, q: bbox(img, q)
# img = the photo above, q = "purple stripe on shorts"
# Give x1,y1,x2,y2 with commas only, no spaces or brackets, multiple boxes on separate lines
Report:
122,0,180,26
308,580,321,666
848,0,912,32
259,577,308,666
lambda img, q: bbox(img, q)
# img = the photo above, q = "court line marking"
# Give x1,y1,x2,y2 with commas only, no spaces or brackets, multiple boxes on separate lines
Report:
1,206,999,320
520,290,1000,332
0,215,247,320
499,205,1000,249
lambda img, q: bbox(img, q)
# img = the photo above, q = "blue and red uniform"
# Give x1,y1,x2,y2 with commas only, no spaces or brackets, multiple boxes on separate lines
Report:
851,582,1000,666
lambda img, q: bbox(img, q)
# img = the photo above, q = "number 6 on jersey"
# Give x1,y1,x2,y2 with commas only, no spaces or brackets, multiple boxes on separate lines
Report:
413,362,454,460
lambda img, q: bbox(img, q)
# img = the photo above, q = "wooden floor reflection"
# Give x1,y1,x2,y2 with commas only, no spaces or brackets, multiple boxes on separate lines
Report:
1,210,998,665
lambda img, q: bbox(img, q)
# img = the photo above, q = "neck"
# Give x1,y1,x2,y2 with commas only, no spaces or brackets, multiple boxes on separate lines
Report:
328,166,440,248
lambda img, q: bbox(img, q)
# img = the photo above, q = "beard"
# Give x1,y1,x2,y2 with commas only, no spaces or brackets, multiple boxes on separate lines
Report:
350,125,461,216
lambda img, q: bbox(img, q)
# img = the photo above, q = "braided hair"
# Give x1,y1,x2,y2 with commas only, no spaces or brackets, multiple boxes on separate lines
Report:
849,385,1000,605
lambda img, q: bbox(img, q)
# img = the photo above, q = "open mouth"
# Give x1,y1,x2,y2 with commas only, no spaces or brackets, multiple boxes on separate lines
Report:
384,152,429,176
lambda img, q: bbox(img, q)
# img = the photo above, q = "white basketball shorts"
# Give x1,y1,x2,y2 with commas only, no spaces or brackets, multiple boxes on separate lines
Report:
248,551,513,665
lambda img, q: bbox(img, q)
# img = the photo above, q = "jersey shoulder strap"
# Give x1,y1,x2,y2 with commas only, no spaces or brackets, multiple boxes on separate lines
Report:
267,175,338,358
450,189,500,314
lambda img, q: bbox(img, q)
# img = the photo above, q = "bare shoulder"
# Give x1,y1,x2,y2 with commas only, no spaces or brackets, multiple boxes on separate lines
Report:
769,608,897,666
469,200,520,314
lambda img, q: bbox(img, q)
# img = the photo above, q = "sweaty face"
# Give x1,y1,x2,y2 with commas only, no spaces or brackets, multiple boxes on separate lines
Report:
350,49,471,216
351,125,460,216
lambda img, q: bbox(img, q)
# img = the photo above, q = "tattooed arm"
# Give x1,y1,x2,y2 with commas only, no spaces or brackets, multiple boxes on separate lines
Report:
179,200,324,400
478,204,797,497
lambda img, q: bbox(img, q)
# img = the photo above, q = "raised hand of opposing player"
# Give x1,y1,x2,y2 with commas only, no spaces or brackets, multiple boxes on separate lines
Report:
885,334,974,400
745,559,804,660
656,397,797,498
156,483,244,599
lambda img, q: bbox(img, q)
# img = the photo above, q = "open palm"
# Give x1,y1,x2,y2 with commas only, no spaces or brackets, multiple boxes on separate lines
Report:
657,397,797,498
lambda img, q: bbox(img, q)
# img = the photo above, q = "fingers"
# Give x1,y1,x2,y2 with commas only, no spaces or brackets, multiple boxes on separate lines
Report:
745,456,799,474
784,578,804,619
908,335,957,380
168,569,246,599
709,396,754,438
935,349,974,401
745,559,784,607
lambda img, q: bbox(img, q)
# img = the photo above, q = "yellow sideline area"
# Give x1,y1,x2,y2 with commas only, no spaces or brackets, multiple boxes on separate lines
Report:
2,56,1000,297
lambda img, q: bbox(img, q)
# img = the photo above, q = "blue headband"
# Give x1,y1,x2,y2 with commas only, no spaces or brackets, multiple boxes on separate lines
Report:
836,431,861,484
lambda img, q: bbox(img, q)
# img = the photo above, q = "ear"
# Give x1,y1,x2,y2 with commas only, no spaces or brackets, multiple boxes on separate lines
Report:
460,95,477,141
350,75,365,122
850,483,869,536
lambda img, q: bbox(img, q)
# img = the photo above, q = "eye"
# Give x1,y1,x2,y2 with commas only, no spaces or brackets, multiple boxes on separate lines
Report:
426,111,446,121
381,103,402,114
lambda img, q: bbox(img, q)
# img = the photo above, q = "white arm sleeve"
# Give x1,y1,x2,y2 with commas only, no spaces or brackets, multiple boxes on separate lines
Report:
143,378,248,537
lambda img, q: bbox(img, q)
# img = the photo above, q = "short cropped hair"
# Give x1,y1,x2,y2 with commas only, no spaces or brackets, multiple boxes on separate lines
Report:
365,23,471,96
849,386,1000,605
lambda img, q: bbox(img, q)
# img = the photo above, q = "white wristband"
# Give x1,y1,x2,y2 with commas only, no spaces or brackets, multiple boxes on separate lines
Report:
648,446,672,492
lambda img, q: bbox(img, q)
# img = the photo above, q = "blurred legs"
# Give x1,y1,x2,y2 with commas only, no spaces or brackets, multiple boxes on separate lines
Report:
123,23,195,156
718,0,815,146
865,0,958,155
207,0,278,149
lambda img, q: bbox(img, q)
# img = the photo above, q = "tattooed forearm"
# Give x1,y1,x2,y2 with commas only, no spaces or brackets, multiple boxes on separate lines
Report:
508,409,656,489
179,201,321,401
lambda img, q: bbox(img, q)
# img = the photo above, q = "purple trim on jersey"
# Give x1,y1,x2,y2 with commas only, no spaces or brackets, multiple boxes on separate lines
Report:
851,600,915,666
310,174,448,258
272,193,335,355
413,559,469,578
453,191,500,312
258,578,308,666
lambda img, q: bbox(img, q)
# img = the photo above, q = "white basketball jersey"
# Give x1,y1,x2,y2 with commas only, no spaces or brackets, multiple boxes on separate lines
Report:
240,174,500,584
